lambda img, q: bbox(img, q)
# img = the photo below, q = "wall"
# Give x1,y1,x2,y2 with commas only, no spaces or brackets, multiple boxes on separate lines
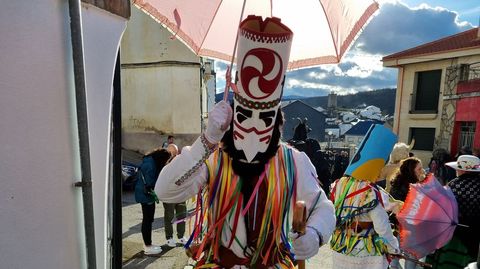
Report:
453,96,480,153
282,101,326,141
457,79,480,94
0,1,126,268
0,2,84,267
344,135,364,146
121,7,202,153
81,4,127,268
393,55,480,165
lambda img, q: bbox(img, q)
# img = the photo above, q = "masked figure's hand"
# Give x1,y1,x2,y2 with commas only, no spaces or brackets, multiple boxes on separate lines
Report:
290,226,321,260
204,101,232,145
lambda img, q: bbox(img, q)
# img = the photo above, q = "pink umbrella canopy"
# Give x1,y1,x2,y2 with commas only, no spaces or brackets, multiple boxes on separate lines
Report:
397,174,458,258
132,0,379,70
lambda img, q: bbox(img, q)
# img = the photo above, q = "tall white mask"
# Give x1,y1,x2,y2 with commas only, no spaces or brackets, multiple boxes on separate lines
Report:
233,16,293,163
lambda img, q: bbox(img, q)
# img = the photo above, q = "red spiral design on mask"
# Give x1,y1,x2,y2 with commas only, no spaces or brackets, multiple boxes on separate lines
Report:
240,48,283,100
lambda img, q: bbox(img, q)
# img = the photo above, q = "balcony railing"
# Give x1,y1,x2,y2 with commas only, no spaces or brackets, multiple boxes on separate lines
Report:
458,62,480,94
460,62,480,82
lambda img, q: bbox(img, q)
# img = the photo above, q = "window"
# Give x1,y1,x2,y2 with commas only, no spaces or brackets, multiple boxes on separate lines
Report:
410,70,442,113
409,128,435,151
459,121,476,150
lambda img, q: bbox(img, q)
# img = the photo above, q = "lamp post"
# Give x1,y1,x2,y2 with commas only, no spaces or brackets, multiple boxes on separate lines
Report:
349,144,356,161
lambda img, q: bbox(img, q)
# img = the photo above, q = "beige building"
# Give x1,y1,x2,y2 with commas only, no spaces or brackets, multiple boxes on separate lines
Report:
383,27,480,165
121,6,215,153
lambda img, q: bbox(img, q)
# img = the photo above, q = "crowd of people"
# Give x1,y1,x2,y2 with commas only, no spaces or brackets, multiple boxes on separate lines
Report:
133,131,480,268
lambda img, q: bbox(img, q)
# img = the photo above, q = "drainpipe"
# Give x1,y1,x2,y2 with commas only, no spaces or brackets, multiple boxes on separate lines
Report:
395,66,405,135
68,0,97,268
112,51,122,269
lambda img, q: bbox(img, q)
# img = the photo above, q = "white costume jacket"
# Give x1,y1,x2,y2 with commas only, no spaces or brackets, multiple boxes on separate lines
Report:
155,137,335,268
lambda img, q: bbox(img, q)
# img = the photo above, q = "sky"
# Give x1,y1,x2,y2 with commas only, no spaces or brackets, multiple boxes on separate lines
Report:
214,0,480,97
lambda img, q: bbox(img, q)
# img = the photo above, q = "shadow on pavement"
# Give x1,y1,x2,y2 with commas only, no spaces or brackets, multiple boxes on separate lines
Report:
122,246,189,269
122,215,166,238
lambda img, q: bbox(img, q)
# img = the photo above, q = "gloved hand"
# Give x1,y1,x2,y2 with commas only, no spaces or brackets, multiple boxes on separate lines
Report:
289,226,320,260
204,100,233,145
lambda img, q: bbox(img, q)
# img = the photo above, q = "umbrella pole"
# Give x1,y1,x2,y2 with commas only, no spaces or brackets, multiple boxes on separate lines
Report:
223,0,247,101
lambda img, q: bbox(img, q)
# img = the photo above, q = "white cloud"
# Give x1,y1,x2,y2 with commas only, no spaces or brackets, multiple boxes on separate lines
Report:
308,71,327,79
341,52,384,78
285,78,369,95
286,78,326,90
317,64,344,76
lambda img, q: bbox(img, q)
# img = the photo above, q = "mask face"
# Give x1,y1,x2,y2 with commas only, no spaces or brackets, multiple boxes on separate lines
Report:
233,104,277,162
232,16,292,163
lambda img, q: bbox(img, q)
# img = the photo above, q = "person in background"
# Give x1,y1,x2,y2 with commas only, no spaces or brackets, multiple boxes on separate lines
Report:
389,157,425,269
390,157,425,201
330,125,399,269
427,155,480,268
378,142,411,192
162,135,175,148
428,148,455,185
455,146,473,160
473,148,480,158
162,143,188,247
134,148,171,255
331,150,349,182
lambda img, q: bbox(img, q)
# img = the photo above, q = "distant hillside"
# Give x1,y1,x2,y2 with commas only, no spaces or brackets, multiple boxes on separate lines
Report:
298,88,396,115
216,88,396,115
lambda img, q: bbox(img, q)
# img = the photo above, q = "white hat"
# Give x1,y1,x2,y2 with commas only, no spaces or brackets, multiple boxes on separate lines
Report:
445,155,480,172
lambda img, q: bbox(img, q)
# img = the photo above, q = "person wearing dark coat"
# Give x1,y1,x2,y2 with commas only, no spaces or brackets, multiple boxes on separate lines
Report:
427,155,480,268
135,148,171,255
428,148,455,185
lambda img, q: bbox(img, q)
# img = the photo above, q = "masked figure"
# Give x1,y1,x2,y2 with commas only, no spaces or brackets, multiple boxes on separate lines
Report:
155,15,335,268
329,124,400,269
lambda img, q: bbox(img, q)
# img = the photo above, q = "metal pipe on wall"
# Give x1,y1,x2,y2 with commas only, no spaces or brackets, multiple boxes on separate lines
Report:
112,51,122,269
68,0,97,268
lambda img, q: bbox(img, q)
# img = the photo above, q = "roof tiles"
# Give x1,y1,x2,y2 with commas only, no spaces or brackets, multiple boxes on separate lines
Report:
383,27,480,61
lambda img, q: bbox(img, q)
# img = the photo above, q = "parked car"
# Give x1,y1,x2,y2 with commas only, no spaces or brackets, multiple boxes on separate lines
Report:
122,161,138,191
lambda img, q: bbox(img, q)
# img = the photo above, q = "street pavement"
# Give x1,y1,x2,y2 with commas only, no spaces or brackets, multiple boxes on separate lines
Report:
122,191,191,269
